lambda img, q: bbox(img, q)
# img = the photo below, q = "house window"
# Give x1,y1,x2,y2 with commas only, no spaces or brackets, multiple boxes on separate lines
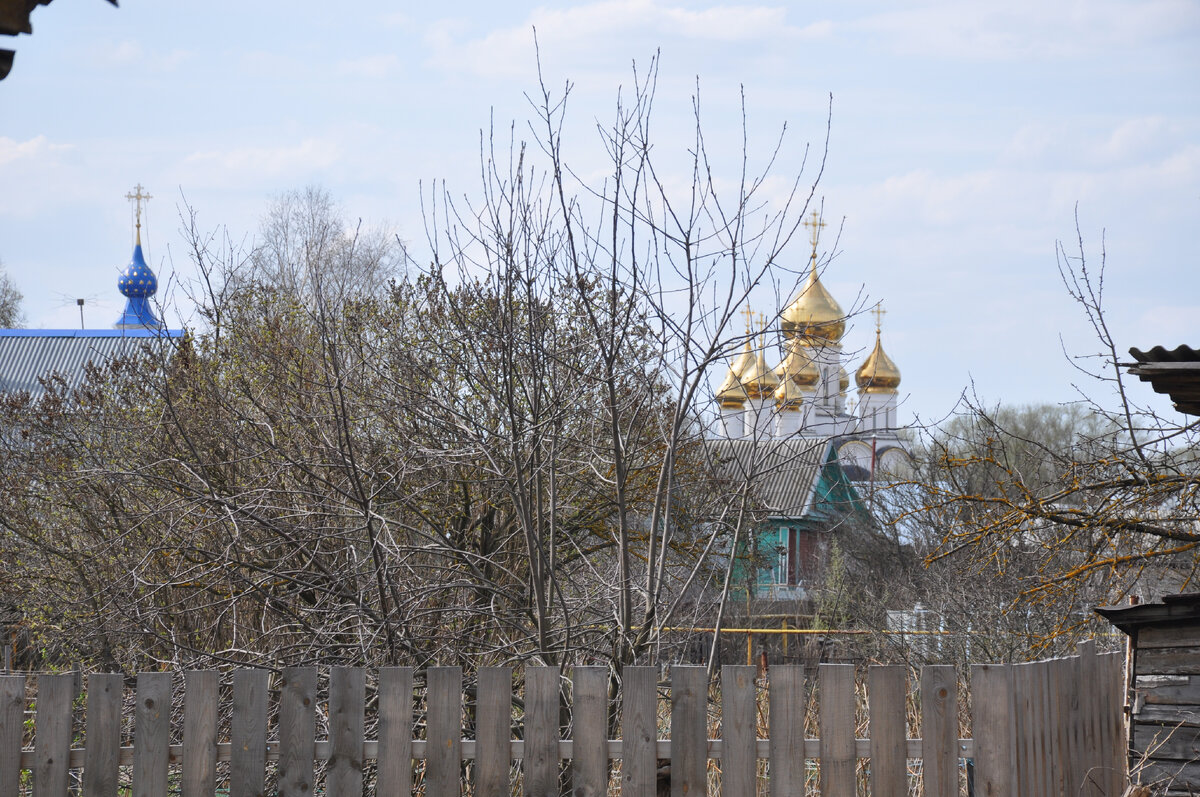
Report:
778,526,821,586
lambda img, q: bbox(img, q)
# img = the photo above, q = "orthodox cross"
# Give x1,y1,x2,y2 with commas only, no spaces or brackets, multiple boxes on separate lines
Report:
741,305,756,334
757,311,768,342
803,209,826,252
125,184,152,244
872,303,887,333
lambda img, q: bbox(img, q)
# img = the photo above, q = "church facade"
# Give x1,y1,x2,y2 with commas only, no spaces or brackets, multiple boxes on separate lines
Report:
0,186,181,398
713,211,910,601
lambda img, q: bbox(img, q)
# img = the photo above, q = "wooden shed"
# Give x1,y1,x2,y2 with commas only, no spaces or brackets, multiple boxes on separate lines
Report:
1097,593,1200,794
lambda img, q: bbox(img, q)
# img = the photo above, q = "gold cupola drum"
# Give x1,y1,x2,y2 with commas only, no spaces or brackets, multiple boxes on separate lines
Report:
855,304,902,432
739,313,780,439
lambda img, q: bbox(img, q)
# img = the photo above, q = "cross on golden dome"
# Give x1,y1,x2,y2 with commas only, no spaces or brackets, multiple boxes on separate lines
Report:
803,209,826,254
872,303,887,334
740,305,756,334
125,183,152,245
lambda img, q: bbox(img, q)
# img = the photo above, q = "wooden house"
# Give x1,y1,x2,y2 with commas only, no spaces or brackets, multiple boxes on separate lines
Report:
1097,593,1200,794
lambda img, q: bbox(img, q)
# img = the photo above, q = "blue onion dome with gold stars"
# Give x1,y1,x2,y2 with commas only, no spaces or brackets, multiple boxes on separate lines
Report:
118,243,157,298
114,242,162,329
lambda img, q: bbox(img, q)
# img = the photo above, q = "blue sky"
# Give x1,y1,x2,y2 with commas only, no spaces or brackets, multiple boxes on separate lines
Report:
1,0,1197,424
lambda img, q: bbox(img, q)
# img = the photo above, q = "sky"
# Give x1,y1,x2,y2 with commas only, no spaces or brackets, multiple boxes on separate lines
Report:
1,0,1197,426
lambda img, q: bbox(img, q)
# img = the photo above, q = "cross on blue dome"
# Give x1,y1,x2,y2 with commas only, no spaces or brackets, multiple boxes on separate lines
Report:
114,184,162,330
114,242,161,329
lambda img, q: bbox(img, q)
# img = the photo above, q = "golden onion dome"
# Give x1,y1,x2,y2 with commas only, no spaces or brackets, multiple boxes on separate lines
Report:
774,373,807,410
855,330,902,393
774,338,820,388
716,340,754,407
740,344,779,400
781,263,846,343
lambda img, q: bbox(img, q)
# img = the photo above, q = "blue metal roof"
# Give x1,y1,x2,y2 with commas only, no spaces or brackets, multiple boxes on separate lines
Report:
0,328,182,399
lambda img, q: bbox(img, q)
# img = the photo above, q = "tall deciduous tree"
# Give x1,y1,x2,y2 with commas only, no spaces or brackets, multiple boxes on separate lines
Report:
0,59,832,674
0,259,23,327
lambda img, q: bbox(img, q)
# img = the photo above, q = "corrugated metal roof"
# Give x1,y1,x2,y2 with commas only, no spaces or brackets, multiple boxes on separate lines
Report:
0,329,180,399
1128,345,1200,415
709,437,830,518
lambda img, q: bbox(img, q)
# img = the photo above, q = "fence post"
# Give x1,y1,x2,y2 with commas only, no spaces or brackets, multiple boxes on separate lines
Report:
525,667,559,797
133,672,171,797
82,672,122,797
768,664,805,797
475,666,512,797
229,669,268,797
571,666,609,797
671,666,707,797
819,664,855,797
921,664,958,797
622,666,658,797
868,665,907,797
377,667,414,797
278,667,317,797
971,663,1015,797
426,667,463,797
182,671,219,797
0,675,24,797
328,667,366,797
721,665,756,797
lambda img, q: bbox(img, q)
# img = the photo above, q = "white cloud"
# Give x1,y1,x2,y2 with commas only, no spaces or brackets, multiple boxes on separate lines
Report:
426,1,830,77
97,40,193,71
0,135,72,168
179,139,341,184
857,0,1200,61
336,54,401,79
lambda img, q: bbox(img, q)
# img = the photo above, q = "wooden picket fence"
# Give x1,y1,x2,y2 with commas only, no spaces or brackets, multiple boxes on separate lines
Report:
0,643,1124,796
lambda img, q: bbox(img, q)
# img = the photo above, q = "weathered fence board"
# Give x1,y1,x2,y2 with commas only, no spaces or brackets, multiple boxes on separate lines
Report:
622,666,657,797
475,666,511,797
182,671,218,797
670,665,707,797
328,666,366,797
0,675,24,797
277,667,317,797
868,665,906,797
768,664,804,797
524,667,558,797
376,667,413,797
132,672,170,797
426,667,462,797
35,672,74,797
0,647,1126,796
922,664,958,797
819,663,855,797
230,669,268,797
720,665,755,797
971,663,1014,797
82,673,121,797
571,666,608,797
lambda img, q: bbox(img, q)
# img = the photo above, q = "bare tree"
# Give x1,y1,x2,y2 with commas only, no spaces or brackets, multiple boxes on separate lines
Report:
0,258,23,327
0,60,833,676
246,185,402,305
881,224,1200,656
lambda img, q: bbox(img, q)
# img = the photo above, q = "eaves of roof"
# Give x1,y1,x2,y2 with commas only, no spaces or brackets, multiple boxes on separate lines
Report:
1127,346,1200,416
1095,592,1200,636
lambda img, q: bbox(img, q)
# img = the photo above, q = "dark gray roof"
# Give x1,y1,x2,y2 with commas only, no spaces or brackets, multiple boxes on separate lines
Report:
0,329,180,399
1128,345,1200,415
1095,592,1200,636
709,437,830,518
